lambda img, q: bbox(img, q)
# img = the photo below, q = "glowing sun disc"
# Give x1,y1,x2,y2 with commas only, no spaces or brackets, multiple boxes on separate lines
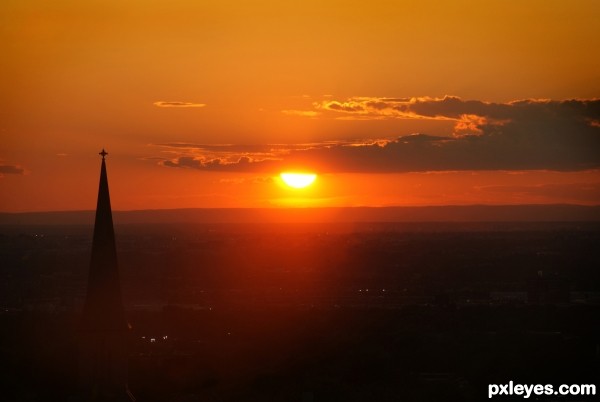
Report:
280,173,317,189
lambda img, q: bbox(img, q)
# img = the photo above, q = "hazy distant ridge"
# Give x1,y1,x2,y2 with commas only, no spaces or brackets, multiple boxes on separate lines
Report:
1,205,599,225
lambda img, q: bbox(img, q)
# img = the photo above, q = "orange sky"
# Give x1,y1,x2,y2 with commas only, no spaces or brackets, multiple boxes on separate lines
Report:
1,0,599,211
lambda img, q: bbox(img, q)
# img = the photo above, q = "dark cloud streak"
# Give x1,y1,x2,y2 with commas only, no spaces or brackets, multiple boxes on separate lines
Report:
0,164,25,175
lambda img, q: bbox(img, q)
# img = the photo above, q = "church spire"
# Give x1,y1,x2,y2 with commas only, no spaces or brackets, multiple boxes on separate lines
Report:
78,150,134,401
82,149,125,331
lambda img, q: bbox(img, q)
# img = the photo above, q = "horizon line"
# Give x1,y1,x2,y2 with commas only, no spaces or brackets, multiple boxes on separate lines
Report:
1,203,600,214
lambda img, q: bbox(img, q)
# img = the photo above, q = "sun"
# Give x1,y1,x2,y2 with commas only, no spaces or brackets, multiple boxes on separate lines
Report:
280,172,317,189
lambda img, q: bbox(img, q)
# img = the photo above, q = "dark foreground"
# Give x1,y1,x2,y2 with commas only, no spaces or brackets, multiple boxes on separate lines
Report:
1,222,599,401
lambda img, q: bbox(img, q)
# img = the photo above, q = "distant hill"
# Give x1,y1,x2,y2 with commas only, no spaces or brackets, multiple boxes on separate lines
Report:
1,205,599,225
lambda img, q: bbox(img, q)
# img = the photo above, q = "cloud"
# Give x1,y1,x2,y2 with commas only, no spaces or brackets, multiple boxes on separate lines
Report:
0,163,25,176
309,96,599,133
154,140,387,173
281,110,321,117
156,97,600,173
310,95,599,123
153,101,206,108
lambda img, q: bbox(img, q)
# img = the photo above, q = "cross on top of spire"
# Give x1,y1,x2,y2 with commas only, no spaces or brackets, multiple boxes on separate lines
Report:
99,149,108,159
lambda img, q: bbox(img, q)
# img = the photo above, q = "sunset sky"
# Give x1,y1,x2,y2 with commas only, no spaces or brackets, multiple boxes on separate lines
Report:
1,0,599,211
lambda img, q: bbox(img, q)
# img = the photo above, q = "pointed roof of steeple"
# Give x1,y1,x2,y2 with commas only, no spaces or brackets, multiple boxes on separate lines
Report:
81,150,126,332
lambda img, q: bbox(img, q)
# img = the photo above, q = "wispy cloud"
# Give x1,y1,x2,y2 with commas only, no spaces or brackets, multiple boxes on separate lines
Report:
153,101,206,108
153,140,384,172
154,96,600,173
281,109,321,117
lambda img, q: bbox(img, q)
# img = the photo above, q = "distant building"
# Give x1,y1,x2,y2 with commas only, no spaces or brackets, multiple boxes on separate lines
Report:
77,150,135,401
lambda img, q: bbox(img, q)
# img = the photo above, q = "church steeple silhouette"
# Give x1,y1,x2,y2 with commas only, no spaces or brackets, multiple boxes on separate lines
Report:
78,150,135,401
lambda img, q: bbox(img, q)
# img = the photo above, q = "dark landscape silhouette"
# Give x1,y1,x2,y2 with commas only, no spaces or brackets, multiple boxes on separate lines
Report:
0,153,598,401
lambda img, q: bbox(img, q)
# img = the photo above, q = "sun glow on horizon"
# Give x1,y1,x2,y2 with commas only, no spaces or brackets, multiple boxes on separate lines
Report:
280,172,317,189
